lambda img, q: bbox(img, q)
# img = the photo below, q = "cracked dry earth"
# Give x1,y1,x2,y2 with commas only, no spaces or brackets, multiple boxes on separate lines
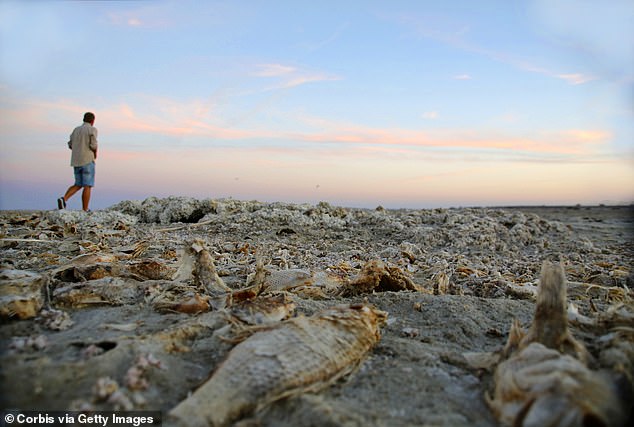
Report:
1,198,633,426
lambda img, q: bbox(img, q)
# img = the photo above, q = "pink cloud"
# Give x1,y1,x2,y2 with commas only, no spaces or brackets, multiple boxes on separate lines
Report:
100,98,613,156
252,63,341,90
95,100,272,140
556,73,596,85
559,129,610,143
287,116,611,155
1,93,613,164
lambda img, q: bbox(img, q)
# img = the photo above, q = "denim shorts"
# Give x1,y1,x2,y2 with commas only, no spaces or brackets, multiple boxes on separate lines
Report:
73,162,96,187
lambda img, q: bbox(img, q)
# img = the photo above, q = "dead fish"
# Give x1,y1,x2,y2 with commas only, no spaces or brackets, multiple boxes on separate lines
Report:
51,252,122,282
262,268,345,298
488,342,624,426
599,302,634,329
53,263,120,283
67,253,119,266
152,311,228,353
191,240,231,294
171,293,211,314
514,261,590,363
433,271,450,295
230,294,296,325
259,268,313,292
169,303,387,427
340,260,422,296
240,260,340,299
504,281,538,300
232,258,269,302
53,277,141,307
172,240,231,309
488,261,626,426
145,280,227,315
128,259,175,280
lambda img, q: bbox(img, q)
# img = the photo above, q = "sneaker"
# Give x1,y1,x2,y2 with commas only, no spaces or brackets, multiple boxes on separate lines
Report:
57,197,66,209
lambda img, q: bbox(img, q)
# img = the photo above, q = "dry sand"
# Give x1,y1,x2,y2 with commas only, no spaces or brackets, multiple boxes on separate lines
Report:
1,198,632,426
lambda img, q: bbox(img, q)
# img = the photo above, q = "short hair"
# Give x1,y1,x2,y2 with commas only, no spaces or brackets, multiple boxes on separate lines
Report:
83,112,95,123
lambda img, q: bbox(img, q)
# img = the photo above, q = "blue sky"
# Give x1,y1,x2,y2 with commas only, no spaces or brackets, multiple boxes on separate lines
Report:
1,0,632,210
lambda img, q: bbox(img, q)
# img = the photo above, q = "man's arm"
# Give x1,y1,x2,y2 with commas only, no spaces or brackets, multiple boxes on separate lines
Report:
90,128,98,159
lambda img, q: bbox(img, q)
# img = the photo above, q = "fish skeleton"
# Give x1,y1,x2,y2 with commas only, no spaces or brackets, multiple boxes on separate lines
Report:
169,303,387,427
488,342,624,426
488,261,626,426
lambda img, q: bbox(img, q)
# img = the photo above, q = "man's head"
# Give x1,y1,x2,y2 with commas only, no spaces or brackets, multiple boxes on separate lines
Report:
83,112,95,124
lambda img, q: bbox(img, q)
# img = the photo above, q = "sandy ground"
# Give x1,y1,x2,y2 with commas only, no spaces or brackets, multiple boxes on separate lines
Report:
1,200,632,426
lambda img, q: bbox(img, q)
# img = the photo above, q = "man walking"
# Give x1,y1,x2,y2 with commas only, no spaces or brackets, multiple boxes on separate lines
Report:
57,112,98,211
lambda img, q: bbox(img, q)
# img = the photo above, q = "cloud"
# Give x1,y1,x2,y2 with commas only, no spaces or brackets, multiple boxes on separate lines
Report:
453,74,472,80
253,64,297,77
0,92,614,166
127,18,143,27
107,12,146,27
102,100,266,140
252,63,341,90
558,129,610,143
0,93,267,144
287,113,612,157
282,73,340,89
105,4,171,29
556,73,596,85
2,93,629,210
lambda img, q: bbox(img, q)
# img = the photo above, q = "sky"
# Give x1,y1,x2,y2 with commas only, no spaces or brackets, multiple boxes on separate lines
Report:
1,0,633,210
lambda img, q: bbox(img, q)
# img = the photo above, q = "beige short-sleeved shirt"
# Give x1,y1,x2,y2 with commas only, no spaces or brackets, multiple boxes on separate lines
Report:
68,122,98,167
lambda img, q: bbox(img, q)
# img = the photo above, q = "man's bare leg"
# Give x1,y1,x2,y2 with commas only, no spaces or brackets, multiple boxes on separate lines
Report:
81,186,92,211
63,185,82,202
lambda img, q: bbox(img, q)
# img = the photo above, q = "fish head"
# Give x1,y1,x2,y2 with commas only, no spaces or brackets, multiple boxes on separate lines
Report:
348,303,388,327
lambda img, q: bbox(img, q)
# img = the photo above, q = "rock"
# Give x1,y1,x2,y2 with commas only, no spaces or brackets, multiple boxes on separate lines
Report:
38,308,74,330
109,196,215,224
0,269,47,319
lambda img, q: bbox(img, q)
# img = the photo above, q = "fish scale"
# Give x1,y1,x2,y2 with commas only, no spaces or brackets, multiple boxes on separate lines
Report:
169,304,386,427
265,268,312,290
